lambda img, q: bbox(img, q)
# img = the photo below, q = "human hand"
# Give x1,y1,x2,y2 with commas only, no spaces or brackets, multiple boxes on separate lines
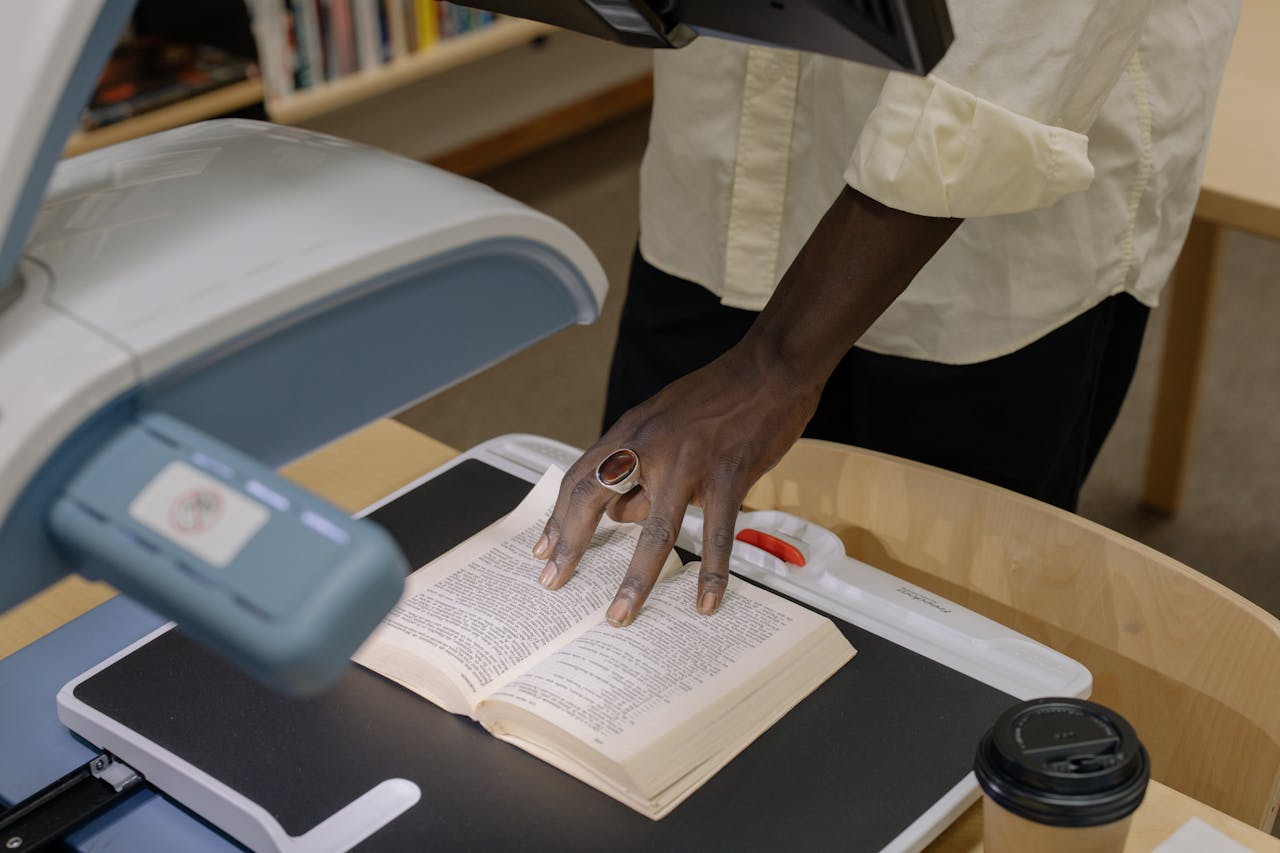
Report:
531,340,823,626
532,188,961,626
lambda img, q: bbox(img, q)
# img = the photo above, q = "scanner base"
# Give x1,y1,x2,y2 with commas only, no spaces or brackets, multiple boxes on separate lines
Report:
54,454,1024,852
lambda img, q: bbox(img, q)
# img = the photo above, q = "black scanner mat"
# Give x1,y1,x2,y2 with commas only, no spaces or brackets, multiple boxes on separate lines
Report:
73,459,1017,851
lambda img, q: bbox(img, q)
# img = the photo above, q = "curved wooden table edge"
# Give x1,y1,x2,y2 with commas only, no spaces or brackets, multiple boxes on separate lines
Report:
788,438,1280,628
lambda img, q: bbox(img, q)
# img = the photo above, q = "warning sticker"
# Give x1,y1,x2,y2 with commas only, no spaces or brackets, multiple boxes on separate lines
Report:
129,461,269,568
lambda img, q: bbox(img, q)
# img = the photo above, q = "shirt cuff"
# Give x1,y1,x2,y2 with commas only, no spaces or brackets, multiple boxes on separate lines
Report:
844,73,1094,218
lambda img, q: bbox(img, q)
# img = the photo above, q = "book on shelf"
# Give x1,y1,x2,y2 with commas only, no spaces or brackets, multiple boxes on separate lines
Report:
385,0,410,60
289,0,326,87
80,35,258,132
327,0,359,77
249,0,499,103
413,0,438,50
247,0,293,100
352,468,856,819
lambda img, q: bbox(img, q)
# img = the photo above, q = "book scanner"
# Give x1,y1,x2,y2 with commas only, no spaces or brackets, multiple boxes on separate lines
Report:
0,0,956,706
0,3,1092,852
0,1,606,695
8,437,1091,852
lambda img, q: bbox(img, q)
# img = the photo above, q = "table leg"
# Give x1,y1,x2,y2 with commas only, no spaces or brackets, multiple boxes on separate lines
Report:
1143,217,1224,515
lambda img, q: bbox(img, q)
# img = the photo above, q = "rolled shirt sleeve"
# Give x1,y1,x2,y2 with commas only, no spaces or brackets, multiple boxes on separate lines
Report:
845,1,1155,218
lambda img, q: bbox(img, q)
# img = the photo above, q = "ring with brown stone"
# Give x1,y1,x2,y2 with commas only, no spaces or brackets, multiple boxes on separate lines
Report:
595,448,641,494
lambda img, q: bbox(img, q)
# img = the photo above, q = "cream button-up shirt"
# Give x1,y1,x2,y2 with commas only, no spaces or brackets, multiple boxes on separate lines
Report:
637,1,1241,364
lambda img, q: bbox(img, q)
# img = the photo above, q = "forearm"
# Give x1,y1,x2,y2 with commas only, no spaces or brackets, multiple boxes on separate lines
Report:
743,186,963,387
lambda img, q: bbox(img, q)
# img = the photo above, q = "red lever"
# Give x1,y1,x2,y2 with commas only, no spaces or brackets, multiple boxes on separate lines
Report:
735,529,806,566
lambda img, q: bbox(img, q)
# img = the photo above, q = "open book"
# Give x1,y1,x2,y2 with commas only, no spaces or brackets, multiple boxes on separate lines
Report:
353,468,855,819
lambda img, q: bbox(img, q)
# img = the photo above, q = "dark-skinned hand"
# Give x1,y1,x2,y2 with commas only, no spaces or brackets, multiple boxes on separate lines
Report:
533,187,963,625
532,338,824,626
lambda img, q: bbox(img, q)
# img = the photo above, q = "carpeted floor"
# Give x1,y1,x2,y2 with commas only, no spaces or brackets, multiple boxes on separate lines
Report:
398,110,1280,618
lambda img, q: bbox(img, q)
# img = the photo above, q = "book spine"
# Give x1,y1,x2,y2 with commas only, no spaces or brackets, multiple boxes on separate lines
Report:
247,0,295,100
295,0,326,86
402,0,418,53
353,0,382,71
384,0,408,61
329,0,358,75
287,0,318,88
414,0,437,50
318,0,337,80
378,0,391,62
438,2,453,40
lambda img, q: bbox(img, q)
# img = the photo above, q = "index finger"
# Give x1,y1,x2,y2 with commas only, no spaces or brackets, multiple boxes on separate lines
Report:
533,436,628,560
536,462,615,590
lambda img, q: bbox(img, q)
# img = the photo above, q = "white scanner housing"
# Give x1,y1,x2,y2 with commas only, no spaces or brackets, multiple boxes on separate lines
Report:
0,1,607,693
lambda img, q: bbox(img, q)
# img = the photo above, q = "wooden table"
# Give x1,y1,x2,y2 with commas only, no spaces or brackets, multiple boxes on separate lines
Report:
2,419,1276,849
1143,0,1280,513
933,785,1278,851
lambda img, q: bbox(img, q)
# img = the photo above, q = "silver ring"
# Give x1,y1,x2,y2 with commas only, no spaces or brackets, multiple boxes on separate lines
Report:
596,448,641,494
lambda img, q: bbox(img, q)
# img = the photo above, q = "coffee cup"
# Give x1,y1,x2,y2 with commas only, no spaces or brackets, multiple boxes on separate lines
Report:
974,697,1150,853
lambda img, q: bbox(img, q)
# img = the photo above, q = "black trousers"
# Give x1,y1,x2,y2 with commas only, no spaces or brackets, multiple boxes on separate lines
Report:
604,250,1150,511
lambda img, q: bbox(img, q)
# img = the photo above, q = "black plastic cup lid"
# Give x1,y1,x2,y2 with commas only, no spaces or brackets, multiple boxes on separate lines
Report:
974,698,1150,828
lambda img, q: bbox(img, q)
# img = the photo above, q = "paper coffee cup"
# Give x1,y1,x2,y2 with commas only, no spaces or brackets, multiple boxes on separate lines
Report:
974,698,1150,853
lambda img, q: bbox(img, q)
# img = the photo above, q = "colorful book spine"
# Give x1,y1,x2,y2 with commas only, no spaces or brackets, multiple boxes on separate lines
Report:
384,0,407,61
402,0,418,53
328,0,358,76
414,0,438,50
249,0,499,100
291,0,326,87
353,0,381,71
247,0,294,99
378,0,392,61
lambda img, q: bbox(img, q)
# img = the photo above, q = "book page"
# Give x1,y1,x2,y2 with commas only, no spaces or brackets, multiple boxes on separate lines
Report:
480,568,844,760
354,467,676,713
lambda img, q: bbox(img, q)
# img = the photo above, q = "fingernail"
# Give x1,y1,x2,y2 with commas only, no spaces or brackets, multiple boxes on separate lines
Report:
699,591,721,615
606,598,632,627
539,562,558,589
533,534,551,560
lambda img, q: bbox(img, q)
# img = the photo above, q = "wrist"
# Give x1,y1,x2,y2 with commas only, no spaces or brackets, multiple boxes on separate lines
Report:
732,328,835,400
740,187,963,385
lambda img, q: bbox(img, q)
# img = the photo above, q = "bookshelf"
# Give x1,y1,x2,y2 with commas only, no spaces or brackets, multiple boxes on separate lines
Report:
267,17,554,126
59,18,652,176
64,77,264,158
292,25,652,174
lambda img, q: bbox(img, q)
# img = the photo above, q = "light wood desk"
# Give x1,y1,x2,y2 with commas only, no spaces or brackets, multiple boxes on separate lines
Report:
1144,0,1280,513
2,419,1276,849
933,784,1278,852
